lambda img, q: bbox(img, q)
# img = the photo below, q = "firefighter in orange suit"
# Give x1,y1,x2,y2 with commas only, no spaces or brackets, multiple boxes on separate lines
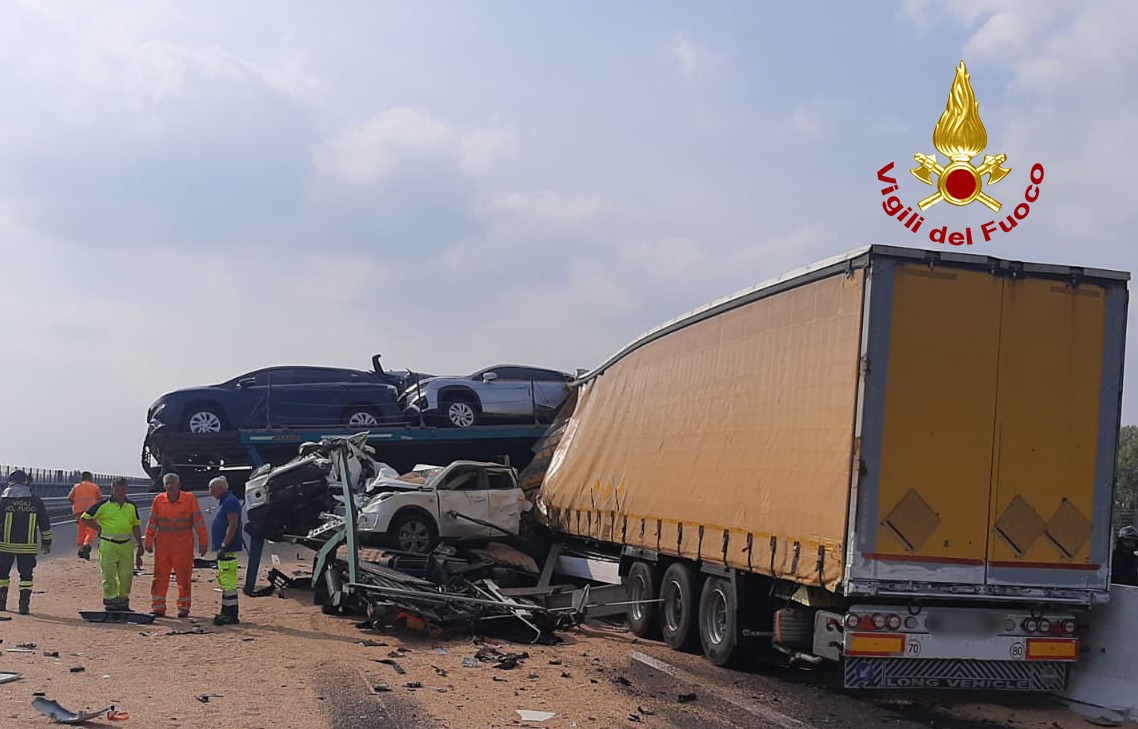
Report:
68,471,103,560
145,473,207,617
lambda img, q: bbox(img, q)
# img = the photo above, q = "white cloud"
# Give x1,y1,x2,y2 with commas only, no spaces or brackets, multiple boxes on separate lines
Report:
670,32,722,81
318,108,454,184
318,109,516,184
486,190,607,229
461,126,517,175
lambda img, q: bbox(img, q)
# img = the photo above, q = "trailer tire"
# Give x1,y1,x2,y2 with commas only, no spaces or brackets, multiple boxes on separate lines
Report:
660,562,701,651
699,576,741,667
624,561,659,638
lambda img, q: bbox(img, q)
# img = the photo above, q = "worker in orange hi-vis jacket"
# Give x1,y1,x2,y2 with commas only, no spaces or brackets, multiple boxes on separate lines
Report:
144,473,207,618
68,471,103,560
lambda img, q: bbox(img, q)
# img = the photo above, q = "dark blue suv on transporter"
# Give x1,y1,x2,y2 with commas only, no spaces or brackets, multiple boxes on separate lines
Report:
147,365,407,434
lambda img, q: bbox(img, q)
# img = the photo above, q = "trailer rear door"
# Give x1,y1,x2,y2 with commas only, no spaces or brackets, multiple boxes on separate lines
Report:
847,254,1124,599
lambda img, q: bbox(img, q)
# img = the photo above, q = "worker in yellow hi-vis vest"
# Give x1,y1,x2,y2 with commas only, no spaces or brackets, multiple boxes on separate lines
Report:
82,477,144,612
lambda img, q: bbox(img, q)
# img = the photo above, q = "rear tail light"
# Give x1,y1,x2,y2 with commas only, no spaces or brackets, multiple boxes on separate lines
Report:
1037,619,1051,633
886,614,902,630
1062,619,1076,635
903,616,919,630
872,613,888,629
1022,618,1039,633
844,613,860,629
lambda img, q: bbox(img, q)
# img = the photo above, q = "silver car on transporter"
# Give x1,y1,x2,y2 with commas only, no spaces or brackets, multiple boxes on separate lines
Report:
399,365,573,428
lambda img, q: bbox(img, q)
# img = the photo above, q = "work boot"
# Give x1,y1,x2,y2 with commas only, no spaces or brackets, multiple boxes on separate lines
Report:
78,545,91,560
18,590,30,615
212,604,239,626
0,587,7,611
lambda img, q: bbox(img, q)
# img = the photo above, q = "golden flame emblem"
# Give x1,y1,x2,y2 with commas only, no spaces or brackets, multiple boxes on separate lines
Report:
911,61,1011,212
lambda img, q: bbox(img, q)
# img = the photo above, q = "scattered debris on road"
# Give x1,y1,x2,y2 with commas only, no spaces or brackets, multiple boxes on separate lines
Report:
31,697,116,725
516,709,556,722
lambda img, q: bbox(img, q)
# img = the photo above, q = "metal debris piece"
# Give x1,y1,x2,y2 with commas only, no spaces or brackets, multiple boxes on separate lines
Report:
31,697,115,725
196,693,223,703
0,672,20,685
43,651,59,658
405,681,422,689
373,658,406,675
16,642,36,649
69,667,86,673
462,657,478,668
355,640,388,647
516,710,556,722
372,683,392,693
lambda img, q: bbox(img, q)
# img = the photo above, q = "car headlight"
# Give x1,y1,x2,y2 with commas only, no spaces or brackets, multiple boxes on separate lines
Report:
358,513,378,530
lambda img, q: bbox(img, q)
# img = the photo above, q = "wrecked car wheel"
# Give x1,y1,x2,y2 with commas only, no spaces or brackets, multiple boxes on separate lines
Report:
184,407,225,434
390,512,438,553
345,408,379,428
660,562,702,652
443,399,478,428
625,561,659,638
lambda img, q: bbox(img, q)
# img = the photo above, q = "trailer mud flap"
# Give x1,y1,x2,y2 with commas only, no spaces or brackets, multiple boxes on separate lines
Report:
844,658,1068,691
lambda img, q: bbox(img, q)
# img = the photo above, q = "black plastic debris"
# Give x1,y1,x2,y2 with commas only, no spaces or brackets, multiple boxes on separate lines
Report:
197,693,223,703
31,697,115,725
372,683,392,693
69,667,85,673
476,646,530,670
677,693,697,703
79,611,155,625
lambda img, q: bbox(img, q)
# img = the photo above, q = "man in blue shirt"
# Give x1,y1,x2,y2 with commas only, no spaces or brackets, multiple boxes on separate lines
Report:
208,476,244,626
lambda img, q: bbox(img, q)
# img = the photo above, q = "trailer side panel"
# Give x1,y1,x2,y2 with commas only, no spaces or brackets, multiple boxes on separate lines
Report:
540,270,865,589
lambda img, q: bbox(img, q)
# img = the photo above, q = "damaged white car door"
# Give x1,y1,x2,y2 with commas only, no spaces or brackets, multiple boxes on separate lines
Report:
434,463,523,538
435,464,491,539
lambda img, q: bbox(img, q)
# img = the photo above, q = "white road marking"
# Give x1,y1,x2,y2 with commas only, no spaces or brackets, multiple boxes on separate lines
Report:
629,651,814,729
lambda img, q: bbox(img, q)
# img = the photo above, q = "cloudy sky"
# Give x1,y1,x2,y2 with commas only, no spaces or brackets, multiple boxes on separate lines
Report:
0,1,1134,475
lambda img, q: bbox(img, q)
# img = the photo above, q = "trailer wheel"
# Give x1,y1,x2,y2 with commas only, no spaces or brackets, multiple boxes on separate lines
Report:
660,562,701,651
624,561,659,638
699,576,741,666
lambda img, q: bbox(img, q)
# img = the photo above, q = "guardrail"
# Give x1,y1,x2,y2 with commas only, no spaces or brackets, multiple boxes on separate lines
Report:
1,465,150,499
1,465,147,487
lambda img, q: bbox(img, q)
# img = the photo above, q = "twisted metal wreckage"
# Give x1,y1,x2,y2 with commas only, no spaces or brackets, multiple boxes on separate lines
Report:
245,434,628,644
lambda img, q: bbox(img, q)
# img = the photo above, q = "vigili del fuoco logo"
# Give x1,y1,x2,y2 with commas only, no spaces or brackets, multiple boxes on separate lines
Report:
876,61,1044,246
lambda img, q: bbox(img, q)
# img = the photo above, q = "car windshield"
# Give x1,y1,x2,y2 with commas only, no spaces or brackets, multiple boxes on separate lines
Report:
392,466,443,484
